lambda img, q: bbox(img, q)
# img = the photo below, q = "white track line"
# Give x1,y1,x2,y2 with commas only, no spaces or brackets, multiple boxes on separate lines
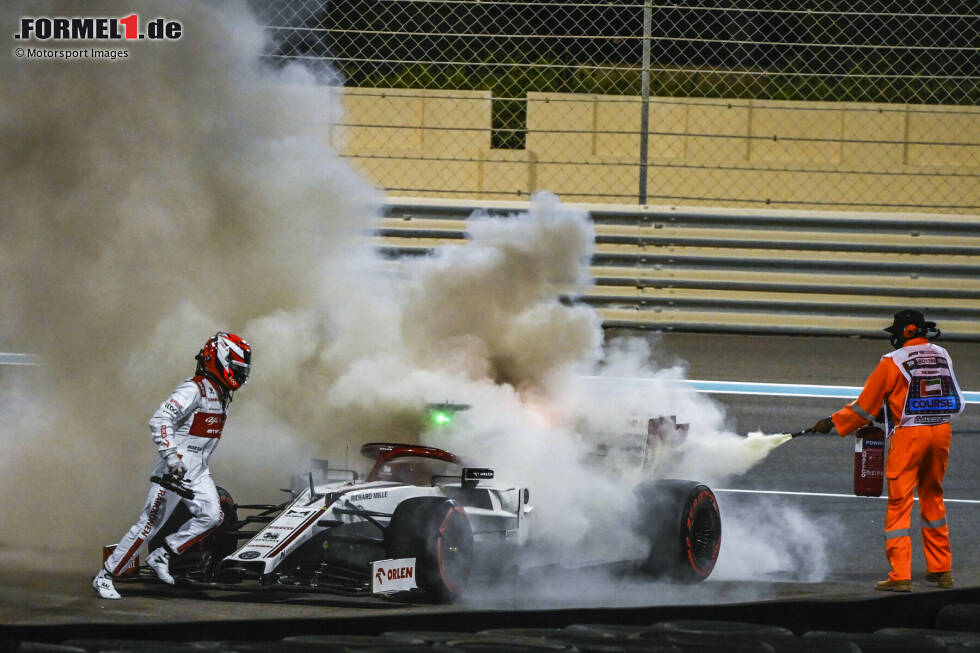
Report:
581,376,980,404
688,379,980,404
716,488,980,504
0,353,39,366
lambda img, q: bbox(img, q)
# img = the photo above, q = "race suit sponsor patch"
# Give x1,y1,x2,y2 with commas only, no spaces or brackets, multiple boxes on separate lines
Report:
140,489,168,537
188,412,225,438
163,399,183,418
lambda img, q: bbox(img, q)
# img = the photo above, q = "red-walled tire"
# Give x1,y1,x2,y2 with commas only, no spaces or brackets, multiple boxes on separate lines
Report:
386,497,474,602
634,479,721,583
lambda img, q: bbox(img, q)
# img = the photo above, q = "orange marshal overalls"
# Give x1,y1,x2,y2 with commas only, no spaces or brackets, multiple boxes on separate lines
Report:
831,338,962,581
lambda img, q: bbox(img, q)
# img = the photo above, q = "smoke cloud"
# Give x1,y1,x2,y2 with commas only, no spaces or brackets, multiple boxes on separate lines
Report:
0,0,828,588
0,0,375,548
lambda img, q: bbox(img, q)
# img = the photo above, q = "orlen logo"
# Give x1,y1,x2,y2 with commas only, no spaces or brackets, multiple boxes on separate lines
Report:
205,416,221,425
375,566,414,586
14,15,182,41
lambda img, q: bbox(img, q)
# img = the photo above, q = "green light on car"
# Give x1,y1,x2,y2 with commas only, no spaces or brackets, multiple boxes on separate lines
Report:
430,410,453,426
425,402,470,428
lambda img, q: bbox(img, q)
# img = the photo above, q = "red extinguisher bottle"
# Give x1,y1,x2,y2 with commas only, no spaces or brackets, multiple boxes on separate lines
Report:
854,424,885,497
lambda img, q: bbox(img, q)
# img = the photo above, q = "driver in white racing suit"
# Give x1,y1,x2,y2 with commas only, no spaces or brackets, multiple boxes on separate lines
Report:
93,332,251,599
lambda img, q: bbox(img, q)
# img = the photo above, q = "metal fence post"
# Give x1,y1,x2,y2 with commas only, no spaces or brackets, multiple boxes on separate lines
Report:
638,2,652,205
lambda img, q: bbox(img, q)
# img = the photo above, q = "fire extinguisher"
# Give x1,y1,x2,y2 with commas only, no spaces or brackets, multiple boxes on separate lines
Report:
854,424,885,497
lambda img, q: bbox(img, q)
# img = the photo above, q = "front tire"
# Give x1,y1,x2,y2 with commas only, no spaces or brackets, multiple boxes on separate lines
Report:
634,479,721,582
148,486,238,580
386,497,474,602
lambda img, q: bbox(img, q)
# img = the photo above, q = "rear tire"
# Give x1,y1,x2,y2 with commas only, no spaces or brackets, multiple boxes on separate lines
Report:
634,479,721,582
386,497,474,602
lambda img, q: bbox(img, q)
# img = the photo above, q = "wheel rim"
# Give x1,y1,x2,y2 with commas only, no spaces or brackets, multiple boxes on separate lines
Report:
689,500,721,572
436,506,472,593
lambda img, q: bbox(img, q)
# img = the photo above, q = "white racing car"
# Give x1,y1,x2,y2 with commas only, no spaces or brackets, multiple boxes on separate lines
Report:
114,439,721,602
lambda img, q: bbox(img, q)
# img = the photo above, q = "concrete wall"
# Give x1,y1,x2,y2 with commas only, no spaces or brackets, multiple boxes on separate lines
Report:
330,87,979,213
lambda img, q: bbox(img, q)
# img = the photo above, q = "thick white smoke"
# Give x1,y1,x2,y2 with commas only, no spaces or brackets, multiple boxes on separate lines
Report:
0,0,377,550
712,498,844,583
0,0,827,587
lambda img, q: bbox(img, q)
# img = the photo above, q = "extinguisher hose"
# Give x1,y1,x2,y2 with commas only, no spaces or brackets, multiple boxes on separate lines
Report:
790,427,818,438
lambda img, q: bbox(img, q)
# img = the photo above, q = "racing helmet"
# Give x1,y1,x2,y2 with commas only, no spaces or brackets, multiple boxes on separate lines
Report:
883,309,939,349
196,332,252,390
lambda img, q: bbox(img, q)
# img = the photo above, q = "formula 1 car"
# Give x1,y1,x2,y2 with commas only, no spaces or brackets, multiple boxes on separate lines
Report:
111,441,721,602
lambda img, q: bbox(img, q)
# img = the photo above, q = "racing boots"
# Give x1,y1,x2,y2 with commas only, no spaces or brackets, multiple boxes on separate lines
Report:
92,568,121,599
147,547,175,585
924,571,954,588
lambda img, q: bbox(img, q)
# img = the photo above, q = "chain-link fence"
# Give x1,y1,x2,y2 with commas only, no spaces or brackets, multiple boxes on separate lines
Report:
254,0,979,213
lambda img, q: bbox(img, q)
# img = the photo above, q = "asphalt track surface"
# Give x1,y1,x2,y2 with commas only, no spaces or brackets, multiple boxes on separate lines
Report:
2,333,979,646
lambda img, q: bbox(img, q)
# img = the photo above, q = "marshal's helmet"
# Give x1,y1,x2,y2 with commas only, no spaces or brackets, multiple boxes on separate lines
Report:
883,309,939,349
196,332,252,391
